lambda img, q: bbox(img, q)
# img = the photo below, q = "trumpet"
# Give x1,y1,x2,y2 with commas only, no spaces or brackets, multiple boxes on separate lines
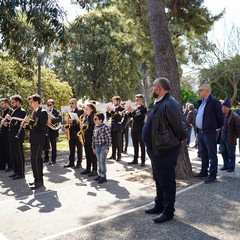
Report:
46,110,61,130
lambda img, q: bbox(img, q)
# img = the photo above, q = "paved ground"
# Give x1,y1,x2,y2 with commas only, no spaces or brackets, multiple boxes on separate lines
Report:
0,136,240,240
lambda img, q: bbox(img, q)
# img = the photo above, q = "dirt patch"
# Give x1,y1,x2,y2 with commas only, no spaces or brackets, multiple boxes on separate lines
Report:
120,166,202,191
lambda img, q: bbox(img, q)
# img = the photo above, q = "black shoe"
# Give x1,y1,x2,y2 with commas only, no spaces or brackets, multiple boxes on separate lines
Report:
64,164,74,168
94,175,101,181
145,207,162,214
30,182,43,190
204,176,216,184
140,163,146,167
98,177,107,184
74,164,81,169
9,173,18,178
43,158,49,163
81,169,91,175
153,213,173,223
227,169,234,172
116,157,121,162
0,167,6,170
12,174,25,180
220,167,228,171
128,160,138,165
88,171,98,177
29,180,43,186
108,156,116,160
194,172,208,178
123,150,127,154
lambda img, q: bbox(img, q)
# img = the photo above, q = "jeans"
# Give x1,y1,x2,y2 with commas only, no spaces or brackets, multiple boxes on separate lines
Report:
95,145,107,178
147,146,180,217
220,132,236,170
198,130,218,177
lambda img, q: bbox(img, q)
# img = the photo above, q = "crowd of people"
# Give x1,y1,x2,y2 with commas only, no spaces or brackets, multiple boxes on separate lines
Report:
0,78,240,224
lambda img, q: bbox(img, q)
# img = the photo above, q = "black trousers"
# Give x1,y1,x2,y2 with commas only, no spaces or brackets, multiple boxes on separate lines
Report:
31,144,44,182
45,135,57,161
147,146,180,217
111,130,122,158
131,130,145,163
69,132,82,166
84,140,97,171
0,137,10,169
122,126,129,152
10,141,25,175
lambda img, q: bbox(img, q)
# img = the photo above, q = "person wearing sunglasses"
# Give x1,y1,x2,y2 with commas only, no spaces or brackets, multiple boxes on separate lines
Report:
44,99,62,165
64,98,84,168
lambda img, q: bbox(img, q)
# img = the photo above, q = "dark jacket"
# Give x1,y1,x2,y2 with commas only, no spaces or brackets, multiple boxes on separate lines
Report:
223,110,240,147
186,108,197,126
70,109,84,133
29,108,48,145
129,105,147,132
106,105,124,132
149,93,188,155
8,107,27,142
200,95,224,131
48,108,62,138
84,114,95,143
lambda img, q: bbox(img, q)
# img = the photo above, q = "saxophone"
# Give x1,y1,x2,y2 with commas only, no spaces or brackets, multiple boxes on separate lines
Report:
64,112,71,141
77,113,88,145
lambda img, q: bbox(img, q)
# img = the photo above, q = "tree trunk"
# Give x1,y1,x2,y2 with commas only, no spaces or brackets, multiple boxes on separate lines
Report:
147,0,192,178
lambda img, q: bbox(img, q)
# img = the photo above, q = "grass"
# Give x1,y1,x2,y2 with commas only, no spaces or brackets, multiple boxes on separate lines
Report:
23,131,69,158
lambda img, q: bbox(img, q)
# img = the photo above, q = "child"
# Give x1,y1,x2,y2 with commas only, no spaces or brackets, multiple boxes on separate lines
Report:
92,113,112,183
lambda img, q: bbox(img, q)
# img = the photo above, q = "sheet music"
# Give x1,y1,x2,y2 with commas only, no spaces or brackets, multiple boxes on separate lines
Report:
69,112,79,120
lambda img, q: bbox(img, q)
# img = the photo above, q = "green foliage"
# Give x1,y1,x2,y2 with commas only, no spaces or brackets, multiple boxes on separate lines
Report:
180,88,199,107
53,7,141,101
199,54,240,105
0,53,73,110
0,0,65,66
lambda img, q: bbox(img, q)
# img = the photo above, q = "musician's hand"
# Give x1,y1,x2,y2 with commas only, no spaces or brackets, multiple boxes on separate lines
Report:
5,115,11,121
24,116,30,123
93,149,96,155
3,122,8,127
106,106,112,112
127,106,133,113
69,119,73,124
47,118,52,125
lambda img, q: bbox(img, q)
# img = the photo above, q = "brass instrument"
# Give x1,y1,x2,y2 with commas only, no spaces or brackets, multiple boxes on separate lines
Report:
46,110,61,130
77,113,88,145
64,112,71,141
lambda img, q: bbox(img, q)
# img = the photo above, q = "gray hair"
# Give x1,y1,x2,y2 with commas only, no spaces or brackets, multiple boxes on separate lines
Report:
154,77,171,91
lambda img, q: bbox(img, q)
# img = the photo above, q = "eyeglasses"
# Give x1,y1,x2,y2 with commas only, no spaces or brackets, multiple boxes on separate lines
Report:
198,89,205,92
69,102,74,105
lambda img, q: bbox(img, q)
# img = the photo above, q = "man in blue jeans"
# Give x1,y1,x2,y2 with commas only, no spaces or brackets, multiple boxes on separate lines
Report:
142,78,188,223
195,84,224,183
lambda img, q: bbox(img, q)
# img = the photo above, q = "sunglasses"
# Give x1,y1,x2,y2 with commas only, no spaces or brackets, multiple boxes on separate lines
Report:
69,102,74,105
93,118,99,121
47,104,52,106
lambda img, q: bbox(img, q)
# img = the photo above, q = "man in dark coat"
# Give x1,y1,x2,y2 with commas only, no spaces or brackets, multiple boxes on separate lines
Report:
44,99,62,164
195,84,224,183
219,99,240,172
142,77,188,223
